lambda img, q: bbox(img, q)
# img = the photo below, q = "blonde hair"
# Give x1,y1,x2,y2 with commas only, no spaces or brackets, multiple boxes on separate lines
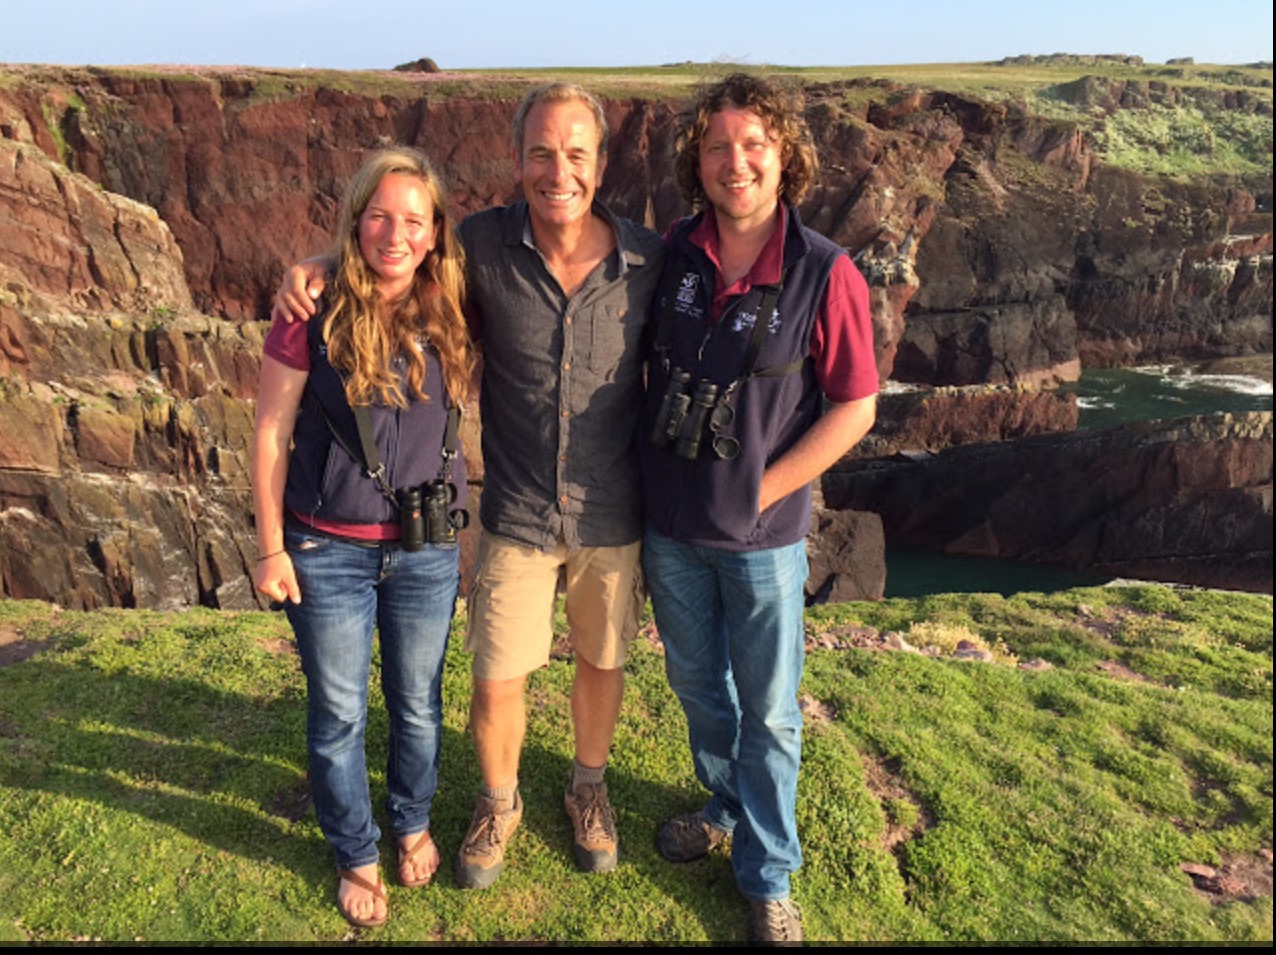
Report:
323,147,473,409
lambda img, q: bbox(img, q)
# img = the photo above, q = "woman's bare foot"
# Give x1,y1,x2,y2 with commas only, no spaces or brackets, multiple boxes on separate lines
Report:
398,830,440,887
337,863,387,927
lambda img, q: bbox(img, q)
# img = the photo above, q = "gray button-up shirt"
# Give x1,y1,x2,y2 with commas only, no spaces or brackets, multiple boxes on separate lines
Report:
459,201,664,549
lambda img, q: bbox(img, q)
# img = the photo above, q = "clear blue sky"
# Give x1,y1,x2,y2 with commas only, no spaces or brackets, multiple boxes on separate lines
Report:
1,0,1271,69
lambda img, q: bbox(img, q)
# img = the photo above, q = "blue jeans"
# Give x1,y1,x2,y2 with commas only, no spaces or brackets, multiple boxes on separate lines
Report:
642,527,807,901
284,525,458,870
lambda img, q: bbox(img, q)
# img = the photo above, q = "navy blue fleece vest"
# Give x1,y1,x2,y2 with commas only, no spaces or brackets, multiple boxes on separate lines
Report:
639,206,843,550
283,311,466,526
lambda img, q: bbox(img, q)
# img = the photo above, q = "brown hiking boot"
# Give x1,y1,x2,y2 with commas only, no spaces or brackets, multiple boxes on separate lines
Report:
748,898,803,944
454,791,522,889
563,781,618,873
654,810,729,863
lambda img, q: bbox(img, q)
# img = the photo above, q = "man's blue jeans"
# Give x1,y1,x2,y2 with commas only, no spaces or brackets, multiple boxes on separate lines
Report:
284,525,458,870
642,526,807,901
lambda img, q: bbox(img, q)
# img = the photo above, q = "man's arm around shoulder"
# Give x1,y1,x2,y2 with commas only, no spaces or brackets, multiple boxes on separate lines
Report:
272,255,332,323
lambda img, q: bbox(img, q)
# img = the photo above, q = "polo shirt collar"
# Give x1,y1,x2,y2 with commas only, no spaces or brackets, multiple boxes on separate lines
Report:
688,204,788,290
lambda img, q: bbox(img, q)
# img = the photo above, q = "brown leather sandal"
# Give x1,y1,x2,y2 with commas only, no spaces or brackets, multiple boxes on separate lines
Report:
336,867,388,928
397,830,440,887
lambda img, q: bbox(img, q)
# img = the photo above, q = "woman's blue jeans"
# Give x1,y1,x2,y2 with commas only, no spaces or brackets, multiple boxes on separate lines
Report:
284,525,458,870
642,526,807,901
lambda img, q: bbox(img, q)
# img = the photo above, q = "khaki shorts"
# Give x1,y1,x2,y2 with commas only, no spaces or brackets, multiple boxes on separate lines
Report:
465,530,644,681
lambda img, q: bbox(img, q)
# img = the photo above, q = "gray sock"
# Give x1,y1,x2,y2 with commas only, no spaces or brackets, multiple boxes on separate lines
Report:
482,780,518,809
571,759,606,790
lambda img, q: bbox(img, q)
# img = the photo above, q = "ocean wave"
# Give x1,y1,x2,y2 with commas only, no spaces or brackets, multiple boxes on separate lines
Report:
1161,373,1273,397
881,380,925,394
1076,396,1116,411
1108,364,1274,397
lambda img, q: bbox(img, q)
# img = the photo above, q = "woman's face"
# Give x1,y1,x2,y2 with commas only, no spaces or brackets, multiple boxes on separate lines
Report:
358,172,437,300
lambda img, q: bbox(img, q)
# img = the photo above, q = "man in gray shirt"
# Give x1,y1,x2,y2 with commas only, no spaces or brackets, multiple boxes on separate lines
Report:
274,82,663,894
451,84,662,890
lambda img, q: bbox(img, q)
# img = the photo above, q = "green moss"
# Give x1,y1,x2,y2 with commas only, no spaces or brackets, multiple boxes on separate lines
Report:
0,585,1270,941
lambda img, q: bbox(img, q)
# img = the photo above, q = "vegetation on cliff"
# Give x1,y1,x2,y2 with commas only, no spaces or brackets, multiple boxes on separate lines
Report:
0,586,1269,942
3,57,1270,178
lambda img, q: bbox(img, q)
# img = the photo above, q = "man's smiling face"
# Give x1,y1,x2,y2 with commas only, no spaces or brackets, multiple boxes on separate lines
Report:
515,97,606,232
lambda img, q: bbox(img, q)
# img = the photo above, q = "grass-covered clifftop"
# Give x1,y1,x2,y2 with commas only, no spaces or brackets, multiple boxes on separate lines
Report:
0,585,1270,942
4,55,1270,179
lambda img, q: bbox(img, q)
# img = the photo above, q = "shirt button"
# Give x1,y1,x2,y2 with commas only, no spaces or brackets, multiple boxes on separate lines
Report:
561,410,569,418
563,361,571,371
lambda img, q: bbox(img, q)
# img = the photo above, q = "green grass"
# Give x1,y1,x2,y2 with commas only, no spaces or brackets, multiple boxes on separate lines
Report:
1091,103,1273,176
11,58,1272,179
0,585,1270,942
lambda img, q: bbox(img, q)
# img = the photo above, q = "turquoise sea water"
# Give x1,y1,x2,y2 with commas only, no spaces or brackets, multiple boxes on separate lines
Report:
1061,364,1273,430
881,365,1273,598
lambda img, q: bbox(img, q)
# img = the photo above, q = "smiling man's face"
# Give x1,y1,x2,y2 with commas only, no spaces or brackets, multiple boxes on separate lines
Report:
515,97,606,232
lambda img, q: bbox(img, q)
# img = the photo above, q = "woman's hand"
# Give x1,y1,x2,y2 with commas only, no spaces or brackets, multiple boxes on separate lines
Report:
251,355,309,607
253,551,302,604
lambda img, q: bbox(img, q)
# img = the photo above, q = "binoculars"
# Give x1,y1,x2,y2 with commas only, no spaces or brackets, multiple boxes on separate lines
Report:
397,480,469,550
649,367,740,461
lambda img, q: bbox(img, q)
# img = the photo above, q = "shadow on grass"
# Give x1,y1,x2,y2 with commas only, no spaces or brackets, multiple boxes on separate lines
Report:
423,692,744,940
1,648,743,941
1,657,316,869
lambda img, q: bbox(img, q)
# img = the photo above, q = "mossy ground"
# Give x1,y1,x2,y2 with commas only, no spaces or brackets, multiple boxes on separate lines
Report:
0,584,1269,942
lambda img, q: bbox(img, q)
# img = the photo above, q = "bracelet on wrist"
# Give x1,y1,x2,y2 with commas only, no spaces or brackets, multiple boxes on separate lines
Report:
257,549,286,562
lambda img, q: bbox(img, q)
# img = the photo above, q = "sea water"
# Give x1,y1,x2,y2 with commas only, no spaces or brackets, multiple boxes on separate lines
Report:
880,363,1273,598
1061,364,1273,430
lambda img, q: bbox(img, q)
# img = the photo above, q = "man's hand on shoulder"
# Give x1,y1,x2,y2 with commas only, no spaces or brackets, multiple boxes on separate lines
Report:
272,257,330,324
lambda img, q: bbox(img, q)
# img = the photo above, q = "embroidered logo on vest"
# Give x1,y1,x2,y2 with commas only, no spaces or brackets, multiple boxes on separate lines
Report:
673,273,704,320
731,305,780,335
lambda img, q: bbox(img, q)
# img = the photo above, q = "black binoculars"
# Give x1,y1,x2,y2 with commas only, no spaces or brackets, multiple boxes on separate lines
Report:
649,367,740,461
397,480,469,550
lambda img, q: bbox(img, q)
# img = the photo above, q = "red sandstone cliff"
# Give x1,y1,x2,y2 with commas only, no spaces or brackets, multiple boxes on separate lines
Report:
4,68,1269,376
0,66,1270,607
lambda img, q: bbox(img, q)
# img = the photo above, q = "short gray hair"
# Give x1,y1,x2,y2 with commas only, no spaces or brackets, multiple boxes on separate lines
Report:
511,82,609,158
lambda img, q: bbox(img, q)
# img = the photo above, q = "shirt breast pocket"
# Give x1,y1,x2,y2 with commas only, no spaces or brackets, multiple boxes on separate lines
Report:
587,304,645,380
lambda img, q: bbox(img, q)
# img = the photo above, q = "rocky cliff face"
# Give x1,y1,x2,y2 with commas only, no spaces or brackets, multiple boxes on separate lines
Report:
0,66,1270,607
824,411,1274,593
5,70,1269,372
0,137,262,607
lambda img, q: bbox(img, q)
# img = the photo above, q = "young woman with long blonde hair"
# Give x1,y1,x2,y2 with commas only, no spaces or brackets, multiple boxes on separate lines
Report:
252,147,473,928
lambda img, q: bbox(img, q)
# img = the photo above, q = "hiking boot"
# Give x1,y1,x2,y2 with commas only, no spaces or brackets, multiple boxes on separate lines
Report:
748,897,803,944
563,781,618,873
654,810,729,863
454,790,522,889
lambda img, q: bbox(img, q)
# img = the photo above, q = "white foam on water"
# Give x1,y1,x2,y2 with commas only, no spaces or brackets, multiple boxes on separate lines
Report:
1106,364,1274,399
882,380,924,394
1162,373,1273,397
1076,396,1115,411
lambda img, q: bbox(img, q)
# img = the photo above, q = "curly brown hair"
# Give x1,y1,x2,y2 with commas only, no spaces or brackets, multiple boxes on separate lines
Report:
672,73,819,210
323,147,473,410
